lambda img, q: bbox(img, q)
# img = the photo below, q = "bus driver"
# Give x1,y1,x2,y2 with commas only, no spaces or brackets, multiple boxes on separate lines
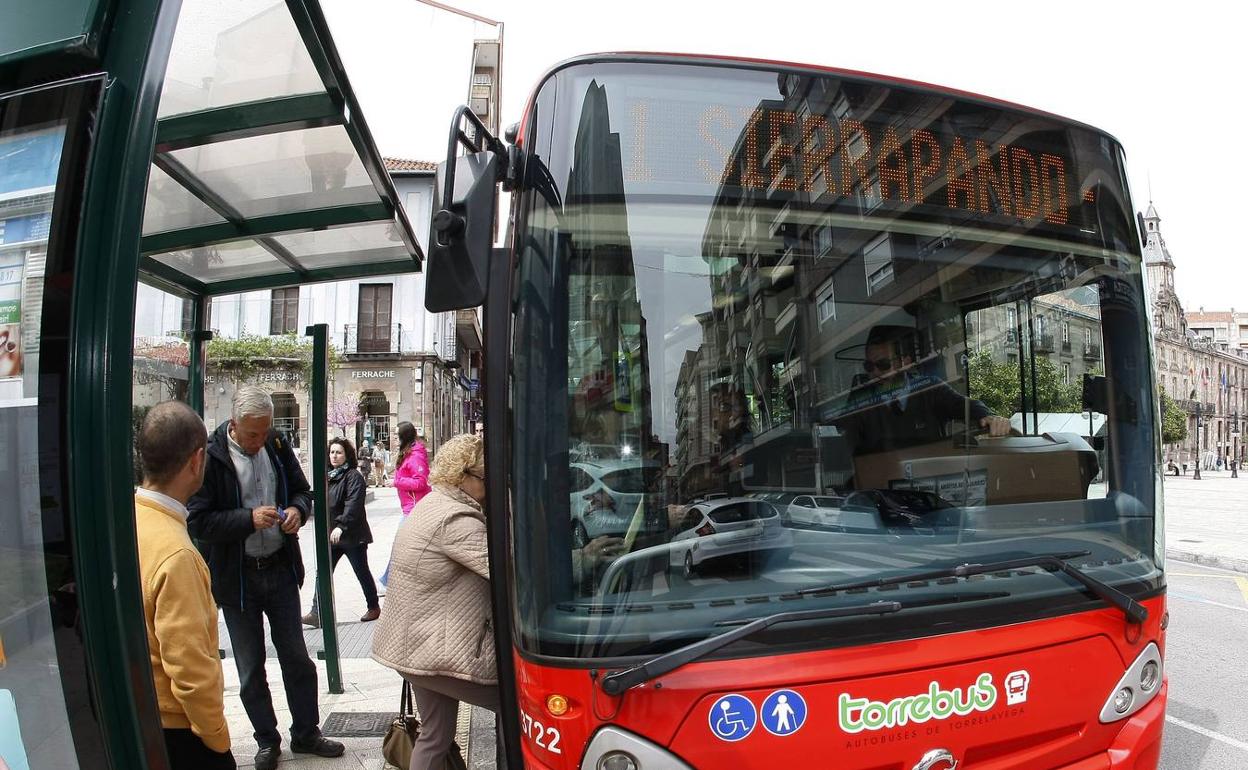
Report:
835,325,1012,456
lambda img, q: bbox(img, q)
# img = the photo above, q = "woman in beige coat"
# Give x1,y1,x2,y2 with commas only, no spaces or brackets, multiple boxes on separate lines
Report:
371,434,498,770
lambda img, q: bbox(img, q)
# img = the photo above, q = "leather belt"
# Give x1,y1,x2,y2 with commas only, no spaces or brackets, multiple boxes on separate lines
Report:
243,550,287,570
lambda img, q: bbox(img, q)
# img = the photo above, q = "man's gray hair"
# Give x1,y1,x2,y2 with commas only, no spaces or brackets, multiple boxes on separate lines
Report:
232,385,274,420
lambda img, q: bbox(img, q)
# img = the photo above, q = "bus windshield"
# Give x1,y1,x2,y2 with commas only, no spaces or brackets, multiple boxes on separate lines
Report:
510,59,1160,660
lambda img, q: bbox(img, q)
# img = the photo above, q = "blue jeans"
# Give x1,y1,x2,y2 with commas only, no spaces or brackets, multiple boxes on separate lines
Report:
222,560,321,748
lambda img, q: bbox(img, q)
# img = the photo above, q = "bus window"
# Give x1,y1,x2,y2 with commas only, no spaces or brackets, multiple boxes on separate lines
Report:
511,60,1159,660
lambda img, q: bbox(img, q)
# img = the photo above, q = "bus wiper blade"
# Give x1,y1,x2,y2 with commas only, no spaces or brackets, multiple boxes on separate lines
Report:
598,601,902,696
798,550,1148,625
714,590,1012,627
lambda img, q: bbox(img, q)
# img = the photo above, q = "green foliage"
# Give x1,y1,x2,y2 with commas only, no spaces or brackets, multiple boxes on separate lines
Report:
206,333,337,382
967,350,1083,416
131,404,151,485
1159,391,1188,446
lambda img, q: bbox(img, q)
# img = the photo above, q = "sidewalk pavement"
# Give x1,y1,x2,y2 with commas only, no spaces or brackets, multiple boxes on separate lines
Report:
1162,469,1248,573
219,485,492,769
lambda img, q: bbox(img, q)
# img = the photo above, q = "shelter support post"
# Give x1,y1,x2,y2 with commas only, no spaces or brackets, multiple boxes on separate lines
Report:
188,296,211,415
307,323,343,693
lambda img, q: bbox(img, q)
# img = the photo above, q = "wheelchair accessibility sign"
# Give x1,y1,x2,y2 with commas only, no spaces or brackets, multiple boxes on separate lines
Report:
708,694,757,741
761,689,807,735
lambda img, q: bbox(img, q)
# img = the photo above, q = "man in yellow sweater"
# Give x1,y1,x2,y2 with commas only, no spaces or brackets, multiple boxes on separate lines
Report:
135,401,235,769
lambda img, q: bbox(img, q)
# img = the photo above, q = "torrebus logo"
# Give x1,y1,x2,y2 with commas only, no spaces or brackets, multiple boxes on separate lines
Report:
839,674,1000,733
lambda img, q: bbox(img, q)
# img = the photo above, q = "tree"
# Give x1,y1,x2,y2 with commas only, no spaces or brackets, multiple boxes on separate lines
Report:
967,350,1084,417
327,395,362,436
1159,391,1188,446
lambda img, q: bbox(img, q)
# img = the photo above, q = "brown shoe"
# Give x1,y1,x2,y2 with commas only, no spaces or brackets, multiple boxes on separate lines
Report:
360,607,380,622
301,611,320,628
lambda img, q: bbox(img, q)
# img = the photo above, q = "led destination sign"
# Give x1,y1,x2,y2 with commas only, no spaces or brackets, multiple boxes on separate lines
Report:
623,102,1081,227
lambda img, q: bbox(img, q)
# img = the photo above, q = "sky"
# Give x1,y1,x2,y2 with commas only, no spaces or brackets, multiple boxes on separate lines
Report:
322,0,1248,312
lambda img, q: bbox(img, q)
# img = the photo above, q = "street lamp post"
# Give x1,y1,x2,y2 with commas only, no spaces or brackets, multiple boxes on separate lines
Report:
1191,390,1202,480
1233,410,1240,478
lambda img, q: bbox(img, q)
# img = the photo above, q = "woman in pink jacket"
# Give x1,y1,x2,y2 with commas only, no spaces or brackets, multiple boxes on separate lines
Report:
392,421,429,516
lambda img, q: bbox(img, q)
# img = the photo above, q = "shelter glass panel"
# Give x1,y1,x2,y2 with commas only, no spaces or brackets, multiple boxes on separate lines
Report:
165,125,377,220
149,239,293,283
0,80,102,770
157,0,326,118
270,221,408,270
141,164,227,236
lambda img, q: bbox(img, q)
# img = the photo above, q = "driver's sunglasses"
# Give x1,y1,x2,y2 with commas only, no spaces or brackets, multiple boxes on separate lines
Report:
863,357,895,373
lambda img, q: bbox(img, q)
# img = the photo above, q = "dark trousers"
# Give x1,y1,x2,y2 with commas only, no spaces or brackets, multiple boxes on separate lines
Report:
309,544,380,612
222,560,321,749
163,728,236,770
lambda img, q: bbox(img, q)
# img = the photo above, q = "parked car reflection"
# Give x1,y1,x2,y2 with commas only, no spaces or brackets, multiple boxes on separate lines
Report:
783,494,848,528
668,497,793,578
569,460,665,547
842,489,954,531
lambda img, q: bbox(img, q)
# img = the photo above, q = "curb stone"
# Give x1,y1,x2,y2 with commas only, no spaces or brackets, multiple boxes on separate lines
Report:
1165,548,1248,575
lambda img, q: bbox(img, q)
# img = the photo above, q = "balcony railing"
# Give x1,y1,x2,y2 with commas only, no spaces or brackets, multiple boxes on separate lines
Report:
1083,342,1101,360
1034,333,1056,353
343,323,409,355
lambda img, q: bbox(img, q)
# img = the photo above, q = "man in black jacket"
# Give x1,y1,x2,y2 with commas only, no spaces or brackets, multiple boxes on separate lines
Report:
835,325,1012,455
188,386,344,770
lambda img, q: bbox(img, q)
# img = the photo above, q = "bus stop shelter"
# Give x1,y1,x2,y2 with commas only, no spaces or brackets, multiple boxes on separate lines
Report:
135,0,424,694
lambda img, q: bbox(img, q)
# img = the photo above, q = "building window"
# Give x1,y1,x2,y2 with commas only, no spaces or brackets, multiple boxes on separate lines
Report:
358,283,393,353
815,277,836,324
812,224,833,256
270,287,299,335
415,365,423,394
863,234,894,296
1062,363,1071,383
1062,321,1070,344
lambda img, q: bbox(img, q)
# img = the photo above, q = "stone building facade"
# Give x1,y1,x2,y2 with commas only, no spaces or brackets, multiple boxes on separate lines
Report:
1144,204,1248,466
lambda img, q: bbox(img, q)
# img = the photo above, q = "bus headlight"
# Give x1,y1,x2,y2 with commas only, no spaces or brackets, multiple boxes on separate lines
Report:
581,727,692,770
1140,661,1160,693
1112,687,1133,714
598,752,639,770
1099,642,1163,723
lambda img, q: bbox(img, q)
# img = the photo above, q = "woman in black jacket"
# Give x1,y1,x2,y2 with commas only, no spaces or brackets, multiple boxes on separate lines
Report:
302,437,380,625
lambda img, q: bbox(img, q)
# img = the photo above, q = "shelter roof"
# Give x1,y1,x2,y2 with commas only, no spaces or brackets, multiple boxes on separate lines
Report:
137,0,422,298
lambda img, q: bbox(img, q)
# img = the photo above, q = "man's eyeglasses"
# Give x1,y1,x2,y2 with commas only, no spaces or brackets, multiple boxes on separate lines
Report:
862,357,895,373
465,469,485,480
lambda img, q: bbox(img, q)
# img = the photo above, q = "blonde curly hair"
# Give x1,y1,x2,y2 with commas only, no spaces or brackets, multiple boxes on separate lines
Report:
428,433,484,487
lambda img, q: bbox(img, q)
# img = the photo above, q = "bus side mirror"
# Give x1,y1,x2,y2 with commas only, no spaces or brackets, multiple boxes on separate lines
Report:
426,150,500,312
1082,374,1108,415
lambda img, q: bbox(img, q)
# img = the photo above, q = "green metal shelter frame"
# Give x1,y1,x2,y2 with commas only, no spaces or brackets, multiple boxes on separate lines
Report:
0,1,423,768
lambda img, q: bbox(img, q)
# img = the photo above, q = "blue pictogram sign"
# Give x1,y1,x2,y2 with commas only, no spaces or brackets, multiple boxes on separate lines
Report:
708,693,757,742
760,689,807,736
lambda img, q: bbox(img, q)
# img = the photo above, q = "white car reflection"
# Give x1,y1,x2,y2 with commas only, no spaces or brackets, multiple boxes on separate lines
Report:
668,497,793,578
569,460,664,547
783,494,848,528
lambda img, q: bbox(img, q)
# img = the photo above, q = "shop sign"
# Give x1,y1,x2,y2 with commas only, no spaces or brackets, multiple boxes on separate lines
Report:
351,370,396,379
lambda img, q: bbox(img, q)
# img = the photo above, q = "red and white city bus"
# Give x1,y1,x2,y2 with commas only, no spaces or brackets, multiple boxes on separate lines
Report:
431,53,1166,770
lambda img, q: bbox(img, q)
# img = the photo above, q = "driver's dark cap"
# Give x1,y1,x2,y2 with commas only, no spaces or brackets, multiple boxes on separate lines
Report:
865,324,917,353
